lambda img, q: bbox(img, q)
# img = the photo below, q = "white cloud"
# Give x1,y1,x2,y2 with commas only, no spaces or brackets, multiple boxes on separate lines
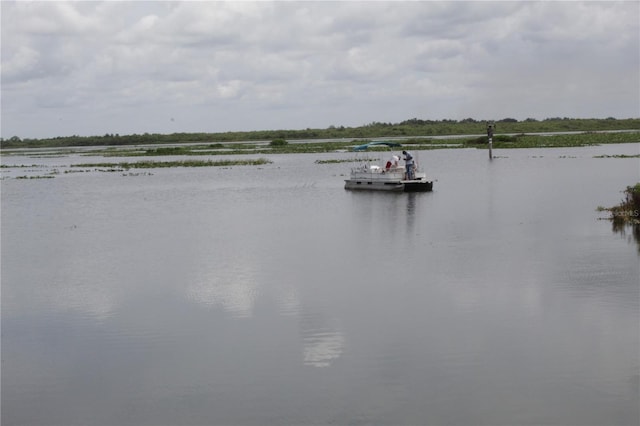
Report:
1,1,638,139
1,45,41,82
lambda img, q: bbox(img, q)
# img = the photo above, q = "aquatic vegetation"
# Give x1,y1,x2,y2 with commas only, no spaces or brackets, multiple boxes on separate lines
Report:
598,183,640,250
123,172,154,177
15,175,54,179
70,158,272,170
465,132,640,149
0,164,47,168
601,183,640,224
4,130,636,160
3,118,638,149
144,146,193,155
315,158,360,164
270,138,288,147
465,135,519,145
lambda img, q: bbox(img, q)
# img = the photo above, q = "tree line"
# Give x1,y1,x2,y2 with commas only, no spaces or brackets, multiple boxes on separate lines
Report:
2,117,638,149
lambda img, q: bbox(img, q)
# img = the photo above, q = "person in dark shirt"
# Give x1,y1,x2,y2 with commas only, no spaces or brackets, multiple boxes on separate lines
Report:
402,150,414,179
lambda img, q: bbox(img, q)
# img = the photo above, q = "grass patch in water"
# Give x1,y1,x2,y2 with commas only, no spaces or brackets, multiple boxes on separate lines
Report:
71,158,271,169
598,183,640,251
315,158,362,164
4,131,637,160
466,132,640,149
593,154,640,158
597,183,640,224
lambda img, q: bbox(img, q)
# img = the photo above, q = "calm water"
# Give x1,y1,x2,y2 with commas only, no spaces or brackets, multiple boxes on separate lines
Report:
2,144,639,426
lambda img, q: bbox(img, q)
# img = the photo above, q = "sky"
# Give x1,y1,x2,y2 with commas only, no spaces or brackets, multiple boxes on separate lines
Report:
1,1,639,140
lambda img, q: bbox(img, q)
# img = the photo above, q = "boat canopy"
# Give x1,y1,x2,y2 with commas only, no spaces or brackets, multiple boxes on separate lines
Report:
352,141,402,151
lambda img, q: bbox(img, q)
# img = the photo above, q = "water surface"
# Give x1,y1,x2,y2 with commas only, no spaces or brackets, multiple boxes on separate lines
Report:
2,144,639,425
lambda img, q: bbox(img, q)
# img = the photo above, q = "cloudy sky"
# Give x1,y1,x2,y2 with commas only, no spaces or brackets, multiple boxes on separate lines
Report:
2,1,639,139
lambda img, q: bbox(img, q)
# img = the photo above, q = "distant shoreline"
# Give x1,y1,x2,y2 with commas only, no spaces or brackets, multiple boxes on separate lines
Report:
2,117,639,149
2,129,638,157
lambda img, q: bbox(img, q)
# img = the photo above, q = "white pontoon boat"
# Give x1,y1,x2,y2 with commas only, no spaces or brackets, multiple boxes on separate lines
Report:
344,142,434,192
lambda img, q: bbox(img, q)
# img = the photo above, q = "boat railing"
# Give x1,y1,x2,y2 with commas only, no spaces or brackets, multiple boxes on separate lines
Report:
351,164,406,175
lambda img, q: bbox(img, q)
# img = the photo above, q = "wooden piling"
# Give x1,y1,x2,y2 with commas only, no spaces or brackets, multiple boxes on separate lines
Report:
486,121,495,160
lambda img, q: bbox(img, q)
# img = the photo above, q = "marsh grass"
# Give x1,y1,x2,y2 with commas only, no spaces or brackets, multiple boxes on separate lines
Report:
270,138,288,147
593,154,640,158
482,132,640,148
4,118,638,149
71,158,272,169
3,132,638,167
0,164,47,168
22,131,635,158
315,158,361,164
606,184,640,224
598,183,640,251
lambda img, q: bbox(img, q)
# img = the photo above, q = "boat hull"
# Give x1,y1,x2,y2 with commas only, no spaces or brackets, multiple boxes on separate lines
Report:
403,179,433,192
344,178,433,192
344,179,404,191
344,164,433,192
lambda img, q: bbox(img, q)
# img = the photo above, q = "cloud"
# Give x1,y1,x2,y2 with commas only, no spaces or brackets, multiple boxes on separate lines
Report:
1,1,638,139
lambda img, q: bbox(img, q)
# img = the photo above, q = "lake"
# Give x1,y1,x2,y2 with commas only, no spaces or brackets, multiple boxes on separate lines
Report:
2,144,639,426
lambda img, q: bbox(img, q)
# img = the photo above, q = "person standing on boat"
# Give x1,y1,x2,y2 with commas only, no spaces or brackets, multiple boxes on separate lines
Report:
402,150,414,179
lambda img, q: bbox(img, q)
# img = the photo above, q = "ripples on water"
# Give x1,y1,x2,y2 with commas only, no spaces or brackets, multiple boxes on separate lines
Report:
187,261,260,319
2,145,639,425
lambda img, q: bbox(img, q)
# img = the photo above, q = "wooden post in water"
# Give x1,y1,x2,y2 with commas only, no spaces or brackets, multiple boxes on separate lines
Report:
487,121,495,160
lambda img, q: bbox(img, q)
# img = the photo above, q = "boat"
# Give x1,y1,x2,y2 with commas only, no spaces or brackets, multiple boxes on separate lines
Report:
344,143,433,192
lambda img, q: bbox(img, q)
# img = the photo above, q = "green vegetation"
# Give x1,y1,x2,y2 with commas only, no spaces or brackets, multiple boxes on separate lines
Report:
598,184,640,225
315,158,360,164
15,175,54,179
2,117,638,149
89,139,371,157
598,184,640,251
593,154,640,158
2,132,637,162
463,132,640,148
70,158,271,170
270,138,288,147
143,146,194,156
0,164,45,168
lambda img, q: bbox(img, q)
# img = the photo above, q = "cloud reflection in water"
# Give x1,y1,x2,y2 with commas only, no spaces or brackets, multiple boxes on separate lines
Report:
51,284,116,321
275,283,347,367
187,264,259,319
302,325,346,368
187,265,347,367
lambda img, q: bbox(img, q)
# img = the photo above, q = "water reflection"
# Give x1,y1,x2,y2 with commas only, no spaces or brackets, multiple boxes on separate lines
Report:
187,263,259,319
300,312,346,368
275,283,301,317
187,261,346,367
348,191,430,252
405,192,417,234
51,283,116,321
3,145,639,425
611,221,640,252
273,283,346,367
